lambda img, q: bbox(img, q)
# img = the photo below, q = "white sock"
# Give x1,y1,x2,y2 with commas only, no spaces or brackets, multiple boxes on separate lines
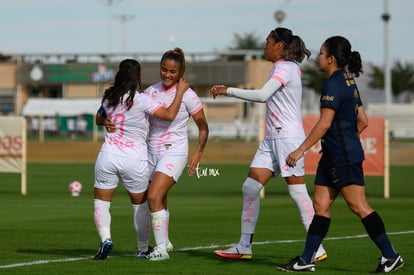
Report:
151,209,168,252
288,184,326,255
288,184,314,230
239,177,262,246
133,201,150,252
94,199,112,242
166,209,170,245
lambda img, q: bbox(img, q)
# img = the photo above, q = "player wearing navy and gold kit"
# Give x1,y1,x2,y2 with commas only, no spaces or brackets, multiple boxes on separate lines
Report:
277,36,404,273
316,70,365,189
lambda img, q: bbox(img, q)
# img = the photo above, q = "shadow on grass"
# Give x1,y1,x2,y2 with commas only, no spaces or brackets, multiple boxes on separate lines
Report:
176,249,276,268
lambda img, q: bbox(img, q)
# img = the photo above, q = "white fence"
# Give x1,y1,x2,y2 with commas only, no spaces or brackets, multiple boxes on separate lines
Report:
366,103,414,138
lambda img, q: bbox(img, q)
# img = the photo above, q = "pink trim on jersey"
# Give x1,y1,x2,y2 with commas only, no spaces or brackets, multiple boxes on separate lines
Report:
265,60,305,139
271,61,289,86
272,75,286,86
189,105,203,116
162,83,178,94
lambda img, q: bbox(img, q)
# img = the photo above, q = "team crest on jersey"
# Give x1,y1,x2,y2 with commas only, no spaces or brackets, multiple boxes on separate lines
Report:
163,143,172,150
150,90,158,97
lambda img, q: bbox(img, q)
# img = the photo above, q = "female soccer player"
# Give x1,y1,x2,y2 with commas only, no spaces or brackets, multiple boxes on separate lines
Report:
210,27,326,262
276,36,404,273
144,48,209,261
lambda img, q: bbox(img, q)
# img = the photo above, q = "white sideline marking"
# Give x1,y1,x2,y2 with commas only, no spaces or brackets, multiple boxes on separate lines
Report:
178,230,414,251
0,257,88,269
1,230,413,269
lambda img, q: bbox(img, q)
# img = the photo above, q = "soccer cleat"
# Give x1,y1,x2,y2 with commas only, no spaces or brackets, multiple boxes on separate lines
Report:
136,246,154,259
166,241,174,252
276,256,316,272
147,247,170,261
94,239,113,260
314,252,328,262
373,255,404,273
214,244,252,261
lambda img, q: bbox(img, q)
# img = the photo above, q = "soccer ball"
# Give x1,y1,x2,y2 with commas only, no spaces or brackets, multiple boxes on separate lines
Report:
69,181,82,196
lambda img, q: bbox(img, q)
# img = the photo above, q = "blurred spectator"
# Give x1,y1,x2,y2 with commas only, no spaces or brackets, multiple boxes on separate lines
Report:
30,116,39,136
45,116,58,136
234,116,242,140
3,103,10,115
67,117,76,138
76,115,87,136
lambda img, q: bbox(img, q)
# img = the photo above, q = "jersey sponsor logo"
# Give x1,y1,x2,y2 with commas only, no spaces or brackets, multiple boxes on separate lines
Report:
321,95,335,101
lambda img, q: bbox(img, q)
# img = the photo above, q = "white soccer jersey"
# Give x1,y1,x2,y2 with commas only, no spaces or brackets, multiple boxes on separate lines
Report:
99,92,163,159
144,82,203,154
265,60,305,139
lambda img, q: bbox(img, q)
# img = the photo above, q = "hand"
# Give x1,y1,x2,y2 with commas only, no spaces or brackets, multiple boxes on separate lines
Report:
187,152,202,176
177,78,190,94
210,85,227,99
104,118,116,133
286,149,304,167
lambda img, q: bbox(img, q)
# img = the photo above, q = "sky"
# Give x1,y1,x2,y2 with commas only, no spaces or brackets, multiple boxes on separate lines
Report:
0,0,413,65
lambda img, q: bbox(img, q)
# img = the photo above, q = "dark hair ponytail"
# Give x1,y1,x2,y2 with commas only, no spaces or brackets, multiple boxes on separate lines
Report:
348,51,363,77
271,28,311,63
288,35,311,63
324,36,363,77
103,59,141,110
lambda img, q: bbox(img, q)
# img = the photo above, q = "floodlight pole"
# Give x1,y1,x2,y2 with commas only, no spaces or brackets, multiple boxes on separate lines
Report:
99,0,124,52
114,14,135,53
382,0,392,104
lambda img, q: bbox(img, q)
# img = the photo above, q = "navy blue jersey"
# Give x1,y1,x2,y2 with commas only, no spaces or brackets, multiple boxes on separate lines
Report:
319,69,364,166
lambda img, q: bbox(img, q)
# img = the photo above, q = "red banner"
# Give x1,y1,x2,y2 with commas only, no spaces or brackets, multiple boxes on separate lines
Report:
303,116,385,176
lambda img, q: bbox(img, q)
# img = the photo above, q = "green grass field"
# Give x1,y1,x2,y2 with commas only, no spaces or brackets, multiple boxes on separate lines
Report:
1,163,413,274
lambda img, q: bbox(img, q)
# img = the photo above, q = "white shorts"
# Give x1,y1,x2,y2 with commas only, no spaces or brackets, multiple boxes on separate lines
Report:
148,152,187,183
250,138,305,178
94,151,149,193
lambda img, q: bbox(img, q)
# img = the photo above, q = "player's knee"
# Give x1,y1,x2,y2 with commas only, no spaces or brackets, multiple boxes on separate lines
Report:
348,203,373,218
147,194,162,211
242,177,263,196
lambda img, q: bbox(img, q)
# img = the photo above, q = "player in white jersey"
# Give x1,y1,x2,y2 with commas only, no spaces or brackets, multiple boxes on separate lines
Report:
145,48,209,261
210,28,327,262
93,59,189,260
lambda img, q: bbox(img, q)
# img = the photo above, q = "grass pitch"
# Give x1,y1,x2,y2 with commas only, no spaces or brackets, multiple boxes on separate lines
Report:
0,163,413,274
